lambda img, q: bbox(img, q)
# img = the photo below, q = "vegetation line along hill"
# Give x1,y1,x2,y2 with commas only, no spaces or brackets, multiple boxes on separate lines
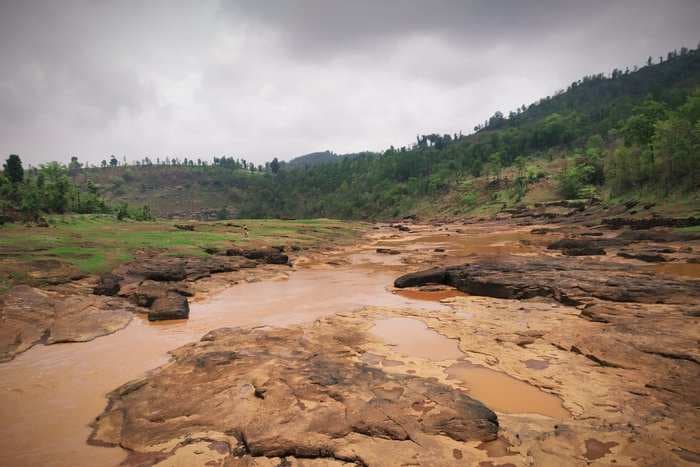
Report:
1,45,699,221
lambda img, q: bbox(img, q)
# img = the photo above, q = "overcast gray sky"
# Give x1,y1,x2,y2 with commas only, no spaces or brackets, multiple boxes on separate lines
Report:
1,0,698,166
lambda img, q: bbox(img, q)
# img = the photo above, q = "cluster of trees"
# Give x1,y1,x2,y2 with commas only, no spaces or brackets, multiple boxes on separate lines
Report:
0,155,152,222
1,155,108,218
607,90,700,194
83,153,282,175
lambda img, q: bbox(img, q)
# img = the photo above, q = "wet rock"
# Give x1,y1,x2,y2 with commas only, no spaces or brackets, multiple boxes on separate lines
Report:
562,247,606,256
394,267,448,288
602,216,700,230
376,248,401,255
614,229,700,243
547,238,615,251
617,251,669,263
91,321,498,464
148,294,190,321
93,273,121,296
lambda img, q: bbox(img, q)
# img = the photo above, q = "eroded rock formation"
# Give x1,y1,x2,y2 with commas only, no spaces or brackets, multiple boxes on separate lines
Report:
91,320,498,466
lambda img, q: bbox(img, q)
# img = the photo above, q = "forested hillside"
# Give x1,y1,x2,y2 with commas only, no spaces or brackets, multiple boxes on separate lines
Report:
2,45,699,221
239,46,700,218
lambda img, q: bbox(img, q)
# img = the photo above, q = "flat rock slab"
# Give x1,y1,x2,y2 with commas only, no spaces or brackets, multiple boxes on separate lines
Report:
395,256,700,305
0,285,136,361
91,321,498,466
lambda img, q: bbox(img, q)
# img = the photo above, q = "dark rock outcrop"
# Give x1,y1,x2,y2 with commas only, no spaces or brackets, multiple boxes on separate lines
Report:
139,260,187,282
394,267,448,288
225,247,289,265
93,273,121,296
617,251,669,263
376,248,401,255
394,256,700,305
562,247,606,256
547,238,617,251
603,217,700,230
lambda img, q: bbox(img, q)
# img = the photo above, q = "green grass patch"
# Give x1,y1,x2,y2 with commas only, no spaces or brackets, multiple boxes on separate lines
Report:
0,215,365,288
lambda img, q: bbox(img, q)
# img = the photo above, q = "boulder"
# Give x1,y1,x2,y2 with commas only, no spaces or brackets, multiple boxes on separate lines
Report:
148,294,190,321
131,280,193,308
93,273,121,296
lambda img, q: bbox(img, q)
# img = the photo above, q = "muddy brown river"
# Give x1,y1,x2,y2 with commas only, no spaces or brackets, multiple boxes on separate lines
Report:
0,266,449,466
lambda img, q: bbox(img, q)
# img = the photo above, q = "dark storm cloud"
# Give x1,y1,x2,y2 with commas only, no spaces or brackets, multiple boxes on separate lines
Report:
222,0,602,59
0,0,698,166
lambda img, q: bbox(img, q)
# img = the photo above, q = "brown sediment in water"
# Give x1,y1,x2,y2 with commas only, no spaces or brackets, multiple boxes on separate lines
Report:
393,288,467,301
645,262,700,278
584,438,619,461
445,361,569,419
378,229,543,258
370,317,464,361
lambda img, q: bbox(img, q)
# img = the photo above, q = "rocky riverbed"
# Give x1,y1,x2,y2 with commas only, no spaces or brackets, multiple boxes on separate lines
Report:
1,208,699,466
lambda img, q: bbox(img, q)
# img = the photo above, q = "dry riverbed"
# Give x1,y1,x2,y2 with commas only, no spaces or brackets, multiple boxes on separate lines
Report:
1,210,699,466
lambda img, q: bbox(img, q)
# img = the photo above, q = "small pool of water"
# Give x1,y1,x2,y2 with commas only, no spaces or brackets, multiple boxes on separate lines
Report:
370,317,464,361
445,361,569,419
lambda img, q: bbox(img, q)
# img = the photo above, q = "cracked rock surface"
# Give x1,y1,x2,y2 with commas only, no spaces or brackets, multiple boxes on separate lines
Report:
91,318,498,466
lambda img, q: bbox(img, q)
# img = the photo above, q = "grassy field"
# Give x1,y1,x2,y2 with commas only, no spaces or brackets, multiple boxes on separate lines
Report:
0,215,365,292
